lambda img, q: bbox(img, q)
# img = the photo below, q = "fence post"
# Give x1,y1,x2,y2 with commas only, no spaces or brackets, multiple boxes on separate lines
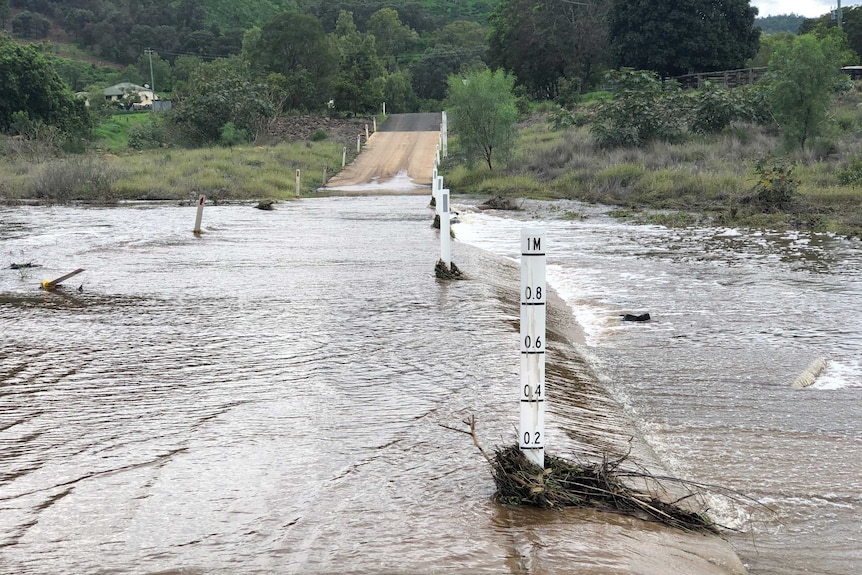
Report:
193,195,205,234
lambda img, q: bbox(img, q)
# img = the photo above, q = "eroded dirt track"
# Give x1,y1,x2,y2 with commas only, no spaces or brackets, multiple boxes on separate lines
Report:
323,113,441,192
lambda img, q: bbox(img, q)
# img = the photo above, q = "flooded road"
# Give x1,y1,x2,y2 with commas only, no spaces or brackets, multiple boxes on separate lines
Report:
1,199,743,575
454,199,862,575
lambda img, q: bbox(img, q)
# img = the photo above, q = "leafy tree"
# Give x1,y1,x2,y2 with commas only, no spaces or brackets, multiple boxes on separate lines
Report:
383,69,418,113
608,0,760,77
747,32,794,67
487,0,609,99
171,55,204,96
767,32,848,150
1,0,10,28
0,35,91,136
167,57,275,145
446,69,518,170
244,11,337,111
332,12,386,114
590,69,687,148
366,8,417,72
755,13,806,34
135,50,173,93
430,20,487,51
11,10,51,38
410,44,484,101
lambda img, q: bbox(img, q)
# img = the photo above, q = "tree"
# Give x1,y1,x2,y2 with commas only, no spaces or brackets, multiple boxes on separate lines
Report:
608,0,760,77
383,69,418,113
487,0,610,99
244,12,337,111
366,8,417,72
446,69,518,170
0,35,91,136
332,15,386,114
11,10,51,38
1,0,10,29
767,32,849,150
410,44,485,101
167,58,275,146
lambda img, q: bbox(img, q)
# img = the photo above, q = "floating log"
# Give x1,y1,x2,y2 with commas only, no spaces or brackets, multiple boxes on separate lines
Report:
622,313,651,322
41,268,85,291
791,357,827,388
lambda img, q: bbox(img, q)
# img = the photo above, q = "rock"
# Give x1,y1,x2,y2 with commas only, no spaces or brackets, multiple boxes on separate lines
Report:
255,199,275,210
479,195,519,210
622,313,651,322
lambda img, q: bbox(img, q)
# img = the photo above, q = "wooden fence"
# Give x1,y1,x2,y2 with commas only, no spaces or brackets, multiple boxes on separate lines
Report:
673,67,768,89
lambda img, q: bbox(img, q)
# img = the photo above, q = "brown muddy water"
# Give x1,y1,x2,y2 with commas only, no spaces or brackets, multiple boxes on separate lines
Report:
454,199,862,575
0,196,856,574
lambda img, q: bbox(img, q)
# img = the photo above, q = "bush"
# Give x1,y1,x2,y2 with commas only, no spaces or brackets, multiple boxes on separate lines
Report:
128,118,166,150
838,157,862,186
31,158,120,204
219,122,250,147
751,157,798,211
309,128,328,141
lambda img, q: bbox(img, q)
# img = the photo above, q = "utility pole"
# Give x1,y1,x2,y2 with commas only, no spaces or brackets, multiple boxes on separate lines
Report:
838,0,843,29
145,48,155,109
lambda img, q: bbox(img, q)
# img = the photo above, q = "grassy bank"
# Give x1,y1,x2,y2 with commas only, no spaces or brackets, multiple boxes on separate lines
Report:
443,96,862,239
0,139,344,204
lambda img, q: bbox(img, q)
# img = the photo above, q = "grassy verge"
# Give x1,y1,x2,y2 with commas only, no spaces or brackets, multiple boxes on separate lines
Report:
91,112,153,151
441,99,862,239
0,140,344,204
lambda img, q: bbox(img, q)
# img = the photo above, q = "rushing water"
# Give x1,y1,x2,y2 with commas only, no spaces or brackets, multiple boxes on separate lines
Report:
453,199,862,575
1,196,859,575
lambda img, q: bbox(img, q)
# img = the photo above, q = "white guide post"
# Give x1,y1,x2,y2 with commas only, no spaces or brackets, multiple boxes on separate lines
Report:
342,146,347,168
440,189,451,268
357,134,361,153
432,167,438,202
435,176,443,216
365,124,369,140
383,102,386,116
193,195,205,234
373,117,377,132
436,144,441,165
295,169,301,197
520,228,546,467
441,111,448,157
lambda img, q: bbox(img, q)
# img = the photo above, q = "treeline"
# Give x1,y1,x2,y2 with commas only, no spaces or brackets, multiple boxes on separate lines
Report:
1,0,497,65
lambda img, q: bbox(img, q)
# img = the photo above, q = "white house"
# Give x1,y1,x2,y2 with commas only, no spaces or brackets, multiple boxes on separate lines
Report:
103,82,159,109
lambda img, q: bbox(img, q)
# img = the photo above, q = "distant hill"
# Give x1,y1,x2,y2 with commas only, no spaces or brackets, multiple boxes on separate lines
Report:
755,13,808,34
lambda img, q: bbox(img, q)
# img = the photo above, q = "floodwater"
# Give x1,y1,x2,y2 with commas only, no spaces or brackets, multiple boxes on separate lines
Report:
0,195,857,574
453,199,862,575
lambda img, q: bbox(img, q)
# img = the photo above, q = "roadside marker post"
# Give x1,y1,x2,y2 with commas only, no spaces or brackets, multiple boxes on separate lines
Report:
365,124,370,140
193,195,205,234
373,117,377,132
41,268,85,291
519,228,546,467
440,189,451,268
342,146,347,168
436,176,443,215
357,134,361,153
295,169,301,197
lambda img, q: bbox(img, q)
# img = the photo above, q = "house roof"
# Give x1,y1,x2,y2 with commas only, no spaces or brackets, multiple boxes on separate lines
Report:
104,82,152,97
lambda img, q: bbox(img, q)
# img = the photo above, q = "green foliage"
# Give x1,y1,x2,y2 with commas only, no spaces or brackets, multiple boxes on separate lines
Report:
219,122,250,147
244,12,338,111
30,157,120,204
752,157,798,210
446,69,518,170
11,11,50,39
591,69,686,148
333,14,386,114
0,36,92,137
837,157,862,185
166,58,276,146
309,128,328,141
410,44,485,101
366,8,418,72
487,0,609,99
608,0,760,77
755,14,806,34
383,70,419,113
767,33,848,150
127,117,166,150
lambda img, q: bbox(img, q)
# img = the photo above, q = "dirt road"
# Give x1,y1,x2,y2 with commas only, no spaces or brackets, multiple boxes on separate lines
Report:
322,113,441,194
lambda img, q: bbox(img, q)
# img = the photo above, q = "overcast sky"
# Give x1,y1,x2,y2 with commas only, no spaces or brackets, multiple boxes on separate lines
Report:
753,0,859,17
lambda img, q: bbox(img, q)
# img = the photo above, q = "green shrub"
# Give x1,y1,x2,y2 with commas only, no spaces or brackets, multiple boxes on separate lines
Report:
751,157,798,211
838,157,862,185
128,118,166,150
309,128,328,141
219,122,250,147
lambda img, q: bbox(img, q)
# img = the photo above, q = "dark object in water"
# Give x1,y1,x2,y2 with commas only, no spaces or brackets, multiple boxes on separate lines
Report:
435,259,463,280
10,263,39,269
478,195,519,211
622,313,651,322
255,199,275,210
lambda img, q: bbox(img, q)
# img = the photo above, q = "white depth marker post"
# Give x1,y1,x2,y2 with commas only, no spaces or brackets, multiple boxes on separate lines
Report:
441,111,448,157
432,167,438,203
193,195,205,234
520,228,546,467
295,169,301,197
342,146,347,168
365,124,369,140
383,102,386,116
440,189,451,268
373,116,377,132
357,134,361,153
435,176,443,216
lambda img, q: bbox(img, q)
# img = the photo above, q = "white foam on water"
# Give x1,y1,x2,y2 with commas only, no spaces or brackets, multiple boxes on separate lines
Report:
811,359,861,390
